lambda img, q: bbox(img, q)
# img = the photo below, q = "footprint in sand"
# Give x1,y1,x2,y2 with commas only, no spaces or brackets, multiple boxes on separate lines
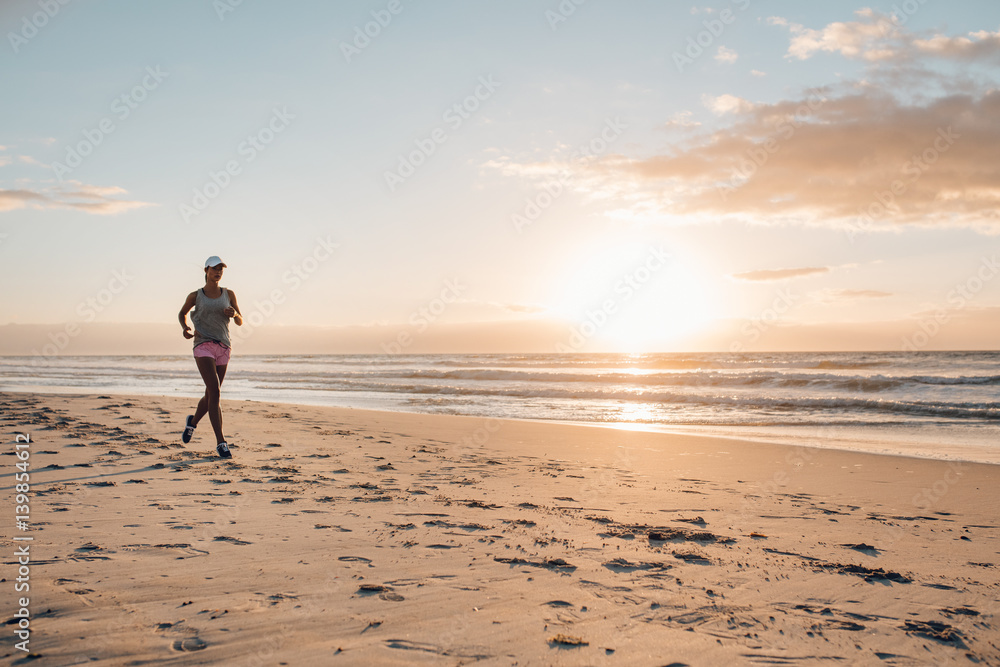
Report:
357,583,390,593
172,637,208,652
357,584,405,602
123,543,210,558
338,555,372,564
73,542,113,561
60,584,97,607
266,593,299,605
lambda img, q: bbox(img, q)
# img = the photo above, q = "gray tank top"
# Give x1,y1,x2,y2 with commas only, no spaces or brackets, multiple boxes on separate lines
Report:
191,287,232,349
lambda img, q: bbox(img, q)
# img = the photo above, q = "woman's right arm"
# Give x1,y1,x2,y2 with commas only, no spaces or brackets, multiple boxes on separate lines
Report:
178,291,197,338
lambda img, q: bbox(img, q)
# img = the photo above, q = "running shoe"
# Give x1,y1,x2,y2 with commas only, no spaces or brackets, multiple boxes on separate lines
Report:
182,415,196,444
217,441,232,459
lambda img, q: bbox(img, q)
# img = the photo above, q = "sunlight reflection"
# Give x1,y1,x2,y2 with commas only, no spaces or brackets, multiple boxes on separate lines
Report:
611,401,659,426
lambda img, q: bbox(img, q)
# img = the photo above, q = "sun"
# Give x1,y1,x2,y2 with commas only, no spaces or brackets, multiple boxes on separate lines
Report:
601,268,719,352
549,241,721,352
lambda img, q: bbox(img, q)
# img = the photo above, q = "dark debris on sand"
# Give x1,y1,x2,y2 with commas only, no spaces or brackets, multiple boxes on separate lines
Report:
603,557,673,572
902,620,967,647
672,552,711,564
589,517,734,544
548,633,588,647
494,556,576,571
815,561,910,583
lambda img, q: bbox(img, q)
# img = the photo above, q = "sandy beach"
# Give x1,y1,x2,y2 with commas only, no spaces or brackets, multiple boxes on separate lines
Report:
2,390,998,665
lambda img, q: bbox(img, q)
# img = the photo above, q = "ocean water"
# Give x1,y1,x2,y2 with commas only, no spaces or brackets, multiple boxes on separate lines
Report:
2,351,998,462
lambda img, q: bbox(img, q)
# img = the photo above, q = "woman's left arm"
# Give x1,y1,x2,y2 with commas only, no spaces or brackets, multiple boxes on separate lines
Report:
226,290,244,326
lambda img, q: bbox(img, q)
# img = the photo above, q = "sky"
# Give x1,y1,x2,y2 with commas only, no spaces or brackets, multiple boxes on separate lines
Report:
1,0,999,354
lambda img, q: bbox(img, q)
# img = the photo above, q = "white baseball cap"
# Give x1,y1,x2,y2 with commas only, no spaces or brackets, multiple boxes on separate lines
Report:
205,256,227,268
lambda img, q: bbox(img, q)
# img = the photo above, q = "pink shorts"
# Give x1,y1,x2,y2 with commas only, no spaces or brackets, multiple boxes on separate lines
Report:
193,341,231,366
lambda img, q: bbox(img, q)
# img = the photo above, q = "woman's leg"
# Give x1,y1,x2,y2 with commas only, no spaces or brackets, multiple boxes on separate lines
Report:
195,356,227,444
192,363,227,427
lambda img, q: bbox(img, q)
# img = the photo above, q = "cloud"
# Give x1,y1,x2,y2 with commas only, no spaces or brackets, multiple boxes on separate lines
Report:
663,111,701,129
62,184,131,199
1,150,48,168
732,267,831,282
482,154,609,201
779,9,898,61
487,10,1000,232
914,29,1000,61
455,298,547,314
814,288,893,303
0,181,155,215
0,189,47,212
750,69,766,77
513,89,1000,231
771,9,1000,63
715,46,738,64
497,302,546,314
703,93,755,115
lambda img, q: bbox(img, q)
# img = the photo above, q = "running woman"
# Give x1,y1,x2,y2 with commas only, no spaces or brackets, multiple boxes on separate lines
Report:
177,256,243,458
